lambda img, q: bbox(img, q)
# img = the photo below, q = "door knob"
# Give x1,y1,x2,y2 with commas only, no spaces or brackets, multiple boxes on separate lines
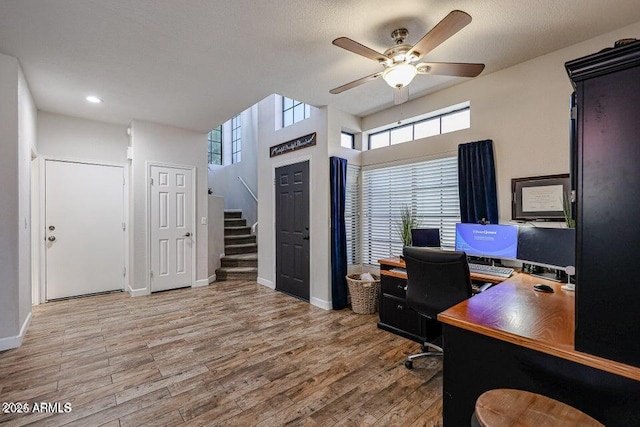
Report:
48,236,56,242
184,232,191,237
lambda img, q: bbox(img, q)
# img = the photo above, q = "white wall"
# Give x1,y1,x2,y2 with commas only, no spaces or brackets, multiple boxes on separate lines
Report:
0,52,35,350
208,105,259,226
0,53,20,342
37,111,128,163
361,20,640,224
129,120,208,293
327,107,362,165
256,95,332,308
18,67,36,331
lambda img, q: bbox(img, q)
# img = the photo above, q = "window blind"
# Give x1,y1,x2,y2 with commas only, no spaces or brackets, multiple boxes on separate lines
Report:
362,157,460,265
345,164,361,265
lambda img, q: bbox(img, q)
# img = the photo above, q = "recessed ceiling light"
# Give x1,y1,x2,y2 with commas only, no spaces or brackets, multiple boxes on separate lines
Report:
86,95,102,104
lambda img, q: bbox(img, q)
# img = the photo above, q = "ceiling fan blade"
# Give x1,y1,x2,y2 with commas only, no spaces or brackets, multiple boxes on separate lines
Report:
332,37,390,63
408,10,472,60
393,86,409,105
330,72,383,94
417,62,485,77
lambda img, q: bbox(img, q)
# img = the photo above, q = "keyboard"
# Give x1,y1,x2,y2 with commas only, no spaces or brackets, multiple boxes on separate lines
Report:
468,263,514,278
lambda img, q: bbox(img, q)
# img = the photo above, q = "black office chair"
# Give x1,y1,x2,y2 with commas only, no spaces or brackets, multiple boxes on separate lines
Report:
402,246,473,369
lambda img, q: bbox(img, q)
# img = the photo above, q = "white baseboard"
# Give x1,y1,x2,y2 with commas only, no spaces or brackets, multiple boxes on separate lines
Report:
0,312,32,351
257,277,275,289
127,284,149,297
208,274,217,284
193,278,209,288
310,297,332,311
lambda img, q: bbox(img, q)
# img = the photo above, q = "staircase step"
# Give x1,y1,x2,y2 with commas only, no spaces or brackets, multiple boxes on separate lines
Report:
215,266,257,281
225,234,256,245
224,210,242,219
224,218,246,227
219,210,256,279
225,226,252,236
225,243,257,255
221,253,257,267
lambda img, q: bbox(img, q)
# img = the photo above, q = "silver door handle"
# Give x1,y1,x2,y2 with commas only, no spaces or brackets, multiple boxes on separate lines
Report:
48,236,56,242
184,232,191,237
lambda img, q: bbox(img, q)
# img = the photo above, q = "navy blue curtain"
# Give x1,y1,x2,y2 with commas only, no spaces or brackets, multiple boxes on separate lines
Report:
458,140,498,224
330,156,348,309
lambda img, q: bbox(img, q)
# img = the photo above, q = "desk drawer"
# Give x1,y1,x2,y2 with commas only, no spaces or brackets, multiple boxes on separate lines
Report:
380,294,422,336
381,275,407,298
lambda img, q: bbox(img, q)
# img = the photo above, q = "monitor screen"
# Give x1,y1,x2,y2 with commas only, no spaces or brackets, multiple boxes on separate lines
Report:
455,223,518,259
517,227,575,268
411,228,440,248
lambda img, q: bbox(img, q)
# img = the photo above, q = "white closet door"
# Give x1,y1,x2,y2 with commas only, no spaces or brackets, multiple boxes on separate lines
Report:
45,160,125,300
150,165,194,292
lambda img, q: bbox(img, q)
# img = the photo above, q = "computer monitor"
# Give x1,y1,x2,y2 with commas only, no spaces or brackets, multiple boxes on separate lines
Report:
410,228,441,248
455,223,519,259
517,227,575,269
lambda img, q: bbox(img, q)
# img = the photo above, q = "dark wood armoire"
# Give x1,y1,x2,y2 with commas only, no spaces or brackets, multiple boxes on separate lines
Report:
566,40,640,368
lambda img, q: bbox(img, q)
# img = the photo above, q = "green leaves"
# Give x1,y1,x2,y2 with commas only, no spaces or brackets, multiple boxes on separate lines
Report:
395,205,420,246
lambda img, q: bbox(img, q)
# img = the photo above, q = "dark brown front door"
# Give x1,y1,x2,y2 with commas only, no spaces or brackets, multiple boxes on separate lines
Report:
275,161,310,301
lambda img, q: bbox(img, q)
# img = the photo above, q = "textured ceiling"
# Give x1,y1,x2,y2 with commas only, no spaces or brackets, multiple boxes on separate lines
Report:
1,0,640,132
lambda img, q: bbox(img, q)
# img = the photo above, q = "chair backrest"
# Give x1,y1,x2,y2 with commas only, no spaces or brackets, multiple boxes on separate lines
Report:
403,246,473,319
410,228,441,248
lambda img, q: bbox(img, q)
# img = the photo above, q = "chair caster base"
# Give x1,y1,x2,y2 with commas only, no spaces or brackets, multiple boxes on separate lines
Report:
405,360,413,369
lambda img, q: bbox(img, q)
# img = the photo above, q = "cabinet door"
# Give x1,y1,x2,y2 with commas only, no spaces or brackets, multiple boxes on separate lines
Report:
380,294,423,337
575,66,640,367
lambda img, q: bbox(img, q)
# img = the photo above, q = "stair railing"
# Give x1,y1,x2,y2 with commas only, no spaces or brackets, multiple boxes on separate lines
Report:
237,176,257,203
237,176,258,236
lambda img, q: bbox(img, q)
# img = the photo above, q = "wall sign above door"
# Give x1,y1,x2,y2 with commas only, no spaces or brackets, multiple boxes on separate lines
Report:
270,132,316,158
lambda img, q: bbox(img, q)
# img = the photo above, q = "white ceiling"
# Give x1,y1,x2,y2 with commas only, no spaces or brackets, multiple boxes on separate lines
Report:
1,0,639,133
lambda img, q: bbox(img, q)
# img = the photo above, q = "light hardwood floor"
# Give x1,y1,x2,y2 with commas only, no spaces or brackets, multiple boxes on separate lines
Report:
0,281,442,426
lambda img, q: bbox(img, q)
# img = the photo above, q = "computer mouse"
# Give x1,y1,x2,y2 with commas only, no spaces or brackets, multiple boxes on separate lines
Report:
533,284,554,293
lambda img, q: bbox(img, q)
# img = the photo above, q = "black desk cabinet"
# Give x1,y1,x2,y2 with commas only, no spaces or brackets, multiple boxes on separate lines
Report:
566,40,640,368
377,274,440,343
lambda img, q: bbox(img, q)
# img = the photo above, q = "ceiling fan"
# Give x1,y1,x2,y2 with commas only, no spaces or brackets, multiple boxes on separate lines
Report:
329,10,485,102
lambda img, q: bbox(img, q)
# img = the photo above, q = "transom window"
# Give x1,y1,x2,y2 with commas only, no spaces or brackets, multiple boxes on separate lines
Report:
368,103,470,150
207,125,222,165
341,132,355,149
283,97,311,127
231,114,241,163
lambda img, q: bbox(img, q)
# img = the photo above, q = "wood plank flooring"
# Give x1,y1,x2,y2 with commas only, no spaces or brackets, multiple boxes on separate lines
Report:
0,281,442,426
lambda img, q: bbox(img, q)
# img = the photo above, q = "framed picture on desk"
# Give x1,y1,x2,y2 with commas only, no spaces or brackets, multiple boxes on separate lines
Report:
511,174,570,221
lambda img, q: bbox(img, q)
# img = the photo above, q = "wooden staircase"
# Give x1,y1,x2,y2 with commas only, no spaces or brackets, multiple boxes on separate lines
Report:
215,210,257,281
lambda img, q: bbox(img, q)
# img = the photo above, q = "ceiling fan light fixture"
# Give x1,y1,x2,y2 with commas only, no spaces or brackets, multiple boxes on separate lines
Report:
383,63,417,88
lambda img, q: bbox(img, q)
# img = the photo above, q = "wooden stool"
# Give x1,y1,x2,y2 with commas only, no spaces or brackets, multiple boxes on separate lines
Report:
473,389,603,427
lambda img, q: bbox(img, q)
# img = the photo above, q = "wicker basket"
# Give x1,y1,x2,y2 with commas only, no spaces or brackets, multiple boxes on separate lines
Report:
346,273,381,314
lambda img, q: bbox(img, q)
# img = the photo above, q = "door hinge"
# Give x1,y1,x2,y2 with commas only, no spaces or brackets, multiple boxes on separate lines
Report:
122,222,126,231
570,190,576,203
150,270,154,278
150,177,154,185
123,267,126,277
571,105,577,120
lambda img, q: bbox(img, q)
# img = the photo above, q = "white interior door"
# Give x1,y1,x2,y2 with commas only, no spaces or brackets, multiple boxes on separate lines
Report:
45,160,125,300
150,165,193,292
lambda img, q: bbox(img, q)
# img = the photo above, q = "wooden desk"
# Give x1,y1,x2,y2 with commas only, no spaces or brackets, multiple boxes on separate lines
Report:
438,273,640,426
377,257,503,343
